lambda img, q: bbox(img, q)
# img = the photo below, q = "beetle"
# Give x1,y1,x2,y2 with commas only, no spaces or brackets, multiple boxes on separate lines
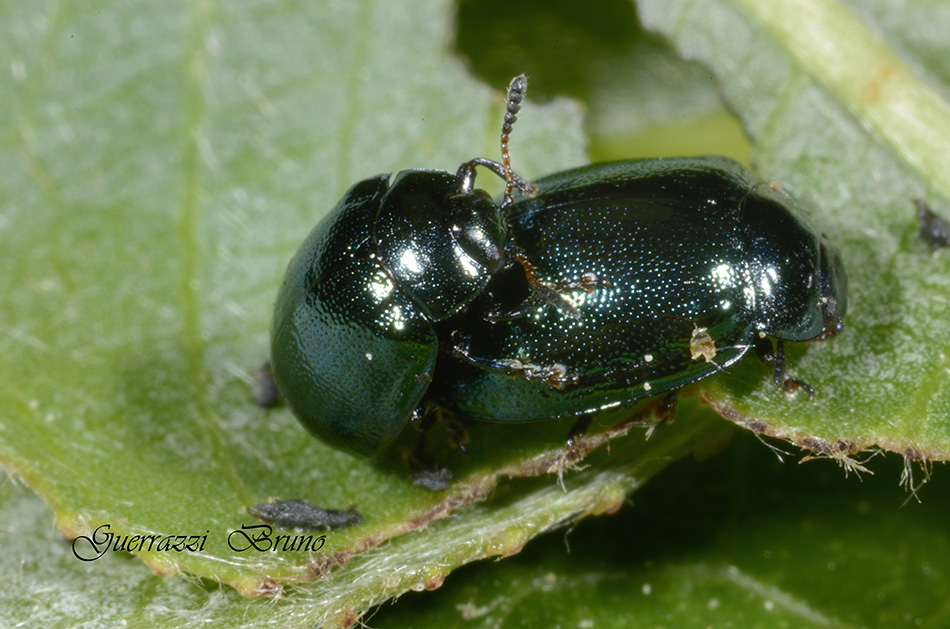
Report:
269,75,847,462
428,157,846,423
269,77,534,459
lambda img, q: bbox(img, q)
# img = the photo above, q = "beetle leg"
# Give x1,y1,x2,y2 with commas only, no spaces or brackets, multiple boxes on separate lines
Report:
753,334,775,368
414,404,471,455
566,414,593,450
488,248,609,322
452,331,577,387
403,405,471,488
510,250,578,318
645,391,678,439
773,341,817,400
657,391,678,422
484,289,547,322
782,377,816,400
455,158,537,198
754,336,817,400
443,415,471,457
404,415,454,491
410,403,439,432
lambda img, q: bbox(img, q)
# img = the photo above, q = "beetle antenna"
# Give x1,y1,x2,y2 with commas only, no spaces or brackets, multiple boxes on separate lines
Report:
502,74,530,208
454,75,537,200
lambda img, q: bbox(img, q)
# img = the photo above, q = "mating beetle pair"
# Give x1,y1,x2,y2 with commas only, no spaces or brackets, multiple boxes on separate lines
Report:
270,76,847,461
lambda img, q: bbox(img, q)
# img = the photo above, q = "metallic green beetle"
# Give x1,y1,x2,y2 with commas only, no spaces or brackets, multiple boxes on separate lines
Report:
270,77,846,460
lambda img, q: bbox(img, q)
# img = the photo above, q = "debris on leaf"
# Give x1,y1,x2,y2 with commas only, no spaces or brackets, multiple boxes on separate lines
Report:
248,499,363,531
915,198,950,250
408,464,453,491
252,361,282,408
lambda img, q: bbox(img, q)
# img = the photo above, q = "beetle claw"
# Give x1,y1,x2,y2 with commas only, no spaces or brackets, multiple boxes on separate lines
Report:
783,377,817,400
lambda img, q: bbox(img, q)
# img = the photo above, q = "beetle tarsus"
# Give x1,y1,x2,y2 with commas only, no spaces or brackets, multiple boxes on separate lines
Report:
452,431,470,457
566,414,593,449
783,377,817,400
442,415,471,457
754,337,817,400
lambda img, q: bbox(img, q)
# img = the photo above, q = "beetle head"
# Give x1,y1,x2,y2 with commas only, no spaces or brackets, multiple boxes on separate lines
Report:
373,171,508,321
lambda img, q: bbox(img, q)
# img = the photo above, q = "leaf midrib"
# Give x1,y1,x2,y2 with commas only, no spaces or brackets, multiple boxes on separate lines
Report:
177,0,251,506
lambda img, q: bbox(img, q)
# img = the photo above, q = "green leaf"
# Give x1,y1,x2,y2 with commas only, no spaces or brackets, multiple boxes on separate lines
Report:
634,0,950,462
0,0,722,625
0,408,728,627
4,0,950,625
373,432,950,628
